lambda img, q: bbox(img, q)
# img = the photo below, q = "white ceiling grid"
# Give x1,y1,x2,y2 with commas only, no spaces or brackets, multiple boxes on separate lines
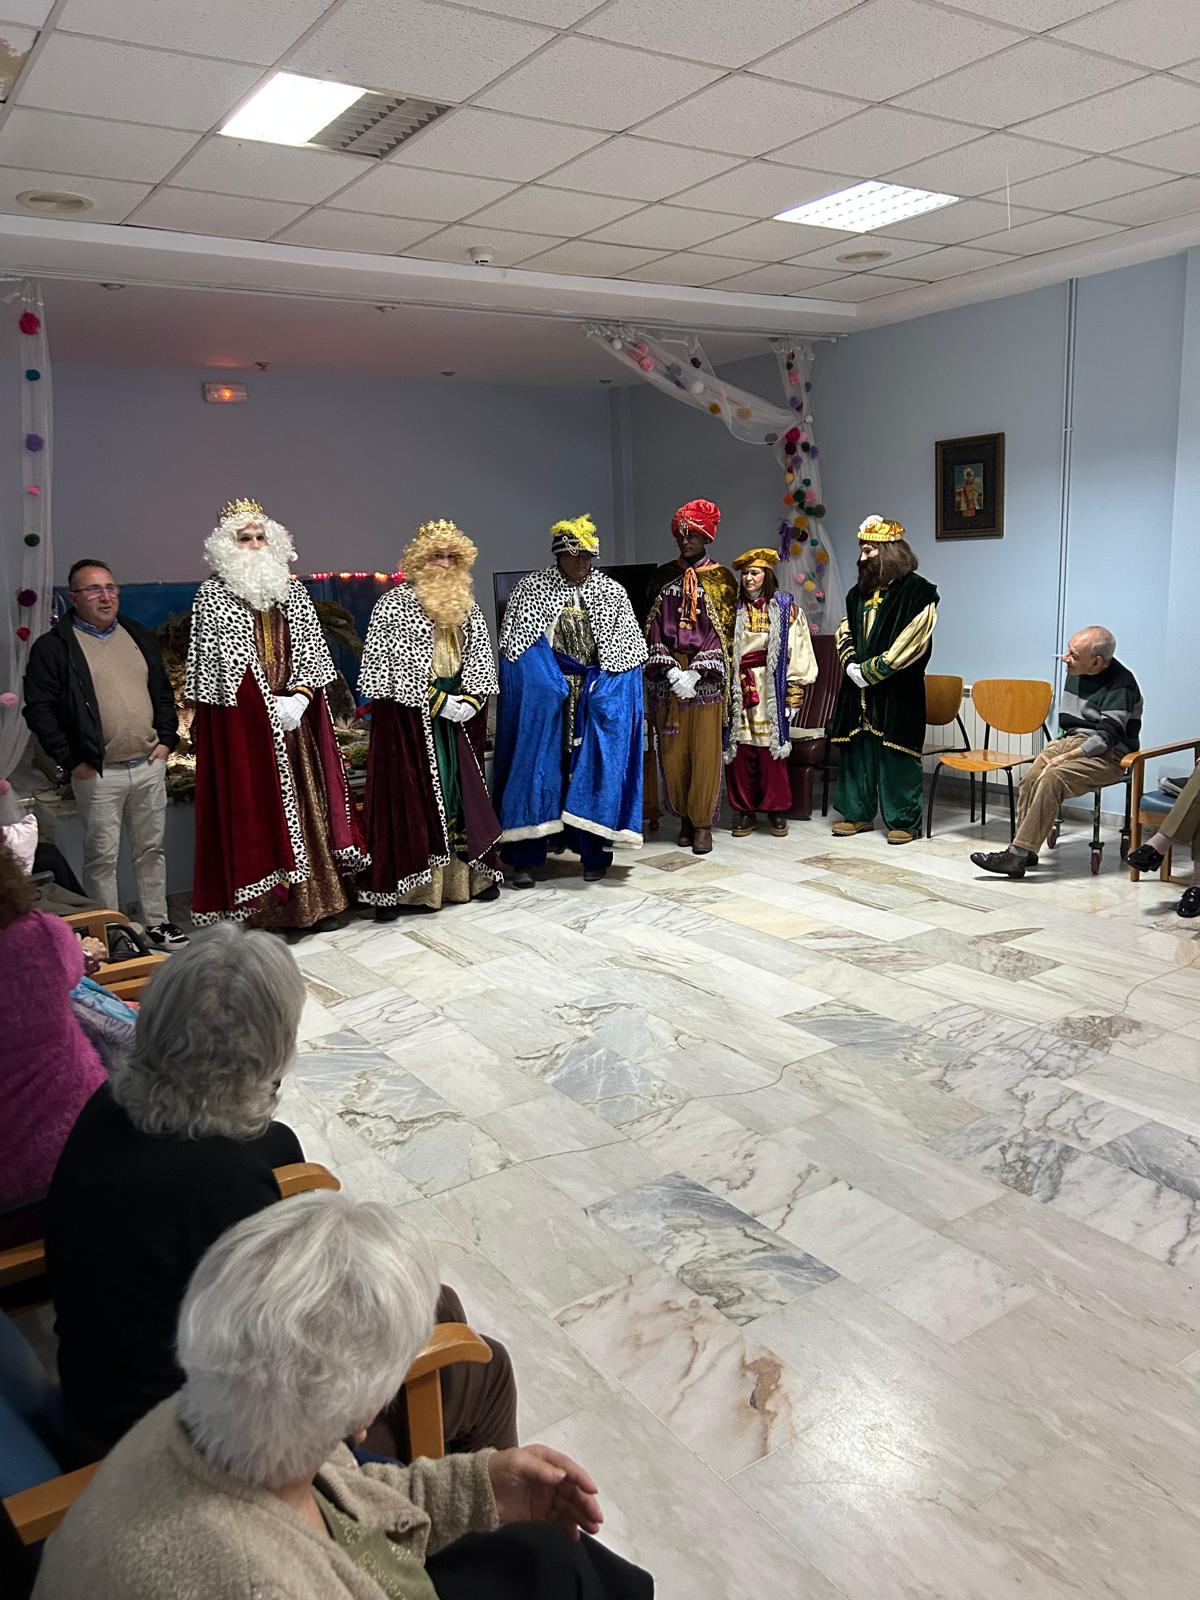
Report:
0,0,1194,305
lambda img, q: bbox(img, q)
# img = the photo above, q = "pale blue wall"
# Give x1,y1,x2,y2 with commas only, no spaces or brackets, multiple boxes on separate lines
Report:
50,362,615,632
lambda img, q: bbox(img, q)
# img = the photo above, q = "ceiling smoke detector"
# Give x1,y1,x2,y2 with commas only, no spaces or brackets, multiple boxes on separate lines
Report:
18,188,94,215
837,248,891,265
468,246,496,266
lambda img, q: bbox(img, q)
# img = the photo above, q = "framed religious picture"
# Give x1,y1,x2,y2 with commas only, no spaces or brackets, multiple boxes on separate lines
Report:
935,432,1004,540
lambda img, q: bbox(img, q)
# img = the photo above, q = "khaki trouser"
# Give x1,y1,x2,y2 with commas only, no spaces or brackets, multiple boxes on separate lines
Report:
73,756,168,924
1013,734,1125,854
653,697,725,828
1159,764,1200,851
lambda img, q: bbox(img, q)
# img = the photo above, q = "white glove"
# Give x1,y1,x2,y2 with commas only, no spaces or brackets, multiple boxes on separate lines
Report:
845,662,867,689
274,692,309,731
668,666,699,700
438,695,474,723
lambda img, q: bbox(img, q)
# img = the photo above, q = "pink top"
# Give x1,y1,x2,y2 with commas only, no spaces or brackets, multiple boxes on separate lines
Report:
0,909,107,1204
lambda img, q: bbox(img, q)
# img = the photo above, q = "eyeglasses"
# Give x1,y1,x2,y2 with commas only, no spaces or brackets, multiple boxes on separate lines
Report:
72,584,120,599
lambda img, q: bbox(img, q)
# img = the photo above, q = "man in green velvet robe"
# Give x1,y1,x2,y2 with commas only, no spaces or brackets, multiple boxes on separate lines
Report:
829,515,939,845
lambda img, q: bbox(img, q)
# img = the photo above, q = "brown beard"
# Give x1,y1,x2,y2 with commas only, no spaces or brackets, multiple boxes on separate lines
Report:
410,563,474,627
857,555,882,592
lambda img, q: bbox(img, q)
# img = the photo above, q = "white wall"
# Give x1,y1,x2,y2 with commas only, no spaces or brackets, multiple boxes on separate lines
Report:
50,362,617,631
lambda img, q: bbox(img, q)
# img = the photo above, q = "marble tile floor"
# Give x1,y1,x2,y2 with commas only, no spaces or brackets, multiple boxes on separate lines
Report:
273,804,1200,1599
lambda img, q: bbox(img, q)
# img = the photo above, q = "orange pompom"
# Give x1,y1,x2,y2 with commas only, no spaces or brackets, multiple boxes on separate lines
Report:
708,403,721,415
783,494,794,506
790,542,803,556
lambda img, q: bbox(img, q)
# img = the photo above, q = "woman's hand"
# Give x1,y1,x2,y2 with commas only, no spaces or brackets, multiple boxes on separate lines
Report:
488,1445,603,1541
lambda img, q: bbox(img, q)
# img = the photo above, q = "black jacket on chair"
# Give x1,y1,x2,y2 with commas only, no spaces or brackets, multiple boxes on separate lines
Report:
22,610,179,776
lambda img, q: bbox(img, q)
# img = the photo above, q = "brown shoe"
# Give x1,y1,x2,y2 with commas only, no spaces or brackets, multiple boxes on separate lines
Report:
692,827,713,854
677,819,694,847
768,813,789,837
732,812,756,838
886,829,915,845
831,820,873,836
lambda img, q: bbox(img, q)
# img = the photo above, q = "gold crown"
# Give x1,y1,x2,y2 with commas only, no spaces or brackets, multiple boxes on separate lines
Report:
219,497,265,521
857,514,905,544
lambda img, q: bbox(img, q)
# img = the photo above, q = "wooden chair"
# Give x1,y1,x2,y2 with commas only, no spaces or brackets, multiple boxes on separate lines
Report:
62,911,167,1002
926,678,1053,840
0,1161,491,1561
1122,738,1200,883
923,674,972,816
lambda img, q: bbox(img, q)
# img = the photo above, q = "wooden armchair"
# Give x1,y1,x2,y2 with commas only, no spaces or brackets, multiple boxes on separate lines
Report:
1,1161,491,1556
1122,737,1200,882
62,910,166,1002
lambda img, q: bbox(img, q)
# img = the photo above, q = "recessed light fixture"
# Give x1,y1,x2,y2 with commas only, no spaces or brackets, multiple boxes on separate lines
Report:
221,71,364,147
836,248,891,265
775,180,957,233
17,188,93,215
99,281,125,291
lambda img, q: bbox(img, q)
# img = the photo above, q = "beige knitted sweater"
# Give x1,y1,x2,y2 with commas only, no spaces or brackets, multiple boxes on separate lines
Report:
33,1400,499,1600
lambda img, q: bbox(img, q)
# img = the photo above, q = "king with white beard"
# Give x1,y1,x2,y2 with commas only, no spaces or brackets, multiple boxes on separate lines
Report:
185,499,367,931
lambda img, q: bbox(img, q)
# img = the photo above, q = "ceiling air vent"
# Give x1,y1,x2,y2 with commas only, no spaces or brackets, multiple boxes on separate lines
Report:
309,91,450,160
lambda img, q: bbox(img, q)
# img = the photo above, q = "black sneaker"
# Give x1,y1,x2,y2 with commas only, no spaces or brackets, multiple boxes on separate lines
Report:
970,848,1033,879
146,922,189,948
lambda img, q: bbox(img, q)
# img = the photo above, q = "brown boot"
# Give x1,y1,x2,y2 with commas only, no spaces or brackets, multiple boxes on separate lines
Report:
831,820,873,837
677,819,694,847
692,827,713,854
732,812,756,838
768,813,789,837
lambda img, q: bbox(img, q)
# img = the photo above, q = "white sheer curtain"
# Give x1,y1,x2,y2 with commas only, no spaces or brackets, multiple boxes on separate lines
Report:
0,277,53,783
584,322,844,632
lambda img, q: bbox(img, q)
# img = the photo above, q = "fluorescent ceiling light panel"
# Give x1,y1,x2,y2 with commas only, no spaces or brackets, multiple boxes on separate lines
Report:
774,180,958,232
221,73,364,147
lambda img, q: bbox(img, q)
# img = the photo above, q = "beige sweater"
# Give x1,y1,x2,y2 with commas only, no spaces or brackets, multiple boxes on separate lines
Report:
75,624,156,762
33,1400,499,1600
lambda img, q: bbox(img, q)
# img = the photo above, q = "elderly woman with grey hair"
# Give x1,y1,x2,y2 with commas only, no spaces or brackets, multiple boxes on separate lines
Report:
35,1191,652,1599
46,924,516,1465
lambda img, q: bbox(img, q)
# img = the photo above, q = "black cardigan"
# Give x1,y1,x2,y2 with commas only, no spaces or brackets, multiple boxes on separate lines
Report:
22,610,179,775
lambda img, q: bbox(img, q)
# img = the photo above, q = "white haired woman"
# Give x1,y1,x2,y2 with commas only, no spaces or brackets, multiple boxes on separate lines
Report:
47,924,516,1465
34,1191,652,1599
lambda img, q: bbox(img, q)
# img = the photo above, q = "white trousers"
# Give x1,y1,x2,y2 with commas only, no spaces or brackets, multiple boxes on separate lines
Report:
73,758,168,924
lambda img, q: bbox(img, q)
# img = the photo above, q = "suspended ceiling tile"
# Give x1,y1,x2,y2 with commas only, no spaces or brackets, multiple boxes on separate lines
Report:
872,243,1018,277
1016,74,1200,151
514,238,672,275
0,3,53,23
272,210,442,253
887,132,1084,194
168,138,370,204
619,251,767,286
710,263,851,294
56,0,332,65
539,137,742,201
405,222,565,264
986,155,1178,210
1117,124,1200,172
580,0,855,70
1051,1,1200,71
476,37,723,131
328,165,518,221
896,38,1143,127
469,184,643,235
586,204,749,250
127,187,308,238
752,0,1018,101
707,216,855,259
13,34,260,128
969,211,1125,251
388,109,606,182
1174,58,1200,83
934,0,1109,25
768,107,985,178
672,161,848,217
802,273,929,299
288,0,553,102
0,165,150,221
1073,175,1200,223
446,0,601,21
0,108,198,182
635,74,865,158
786,232,941,268
874,197,1047,242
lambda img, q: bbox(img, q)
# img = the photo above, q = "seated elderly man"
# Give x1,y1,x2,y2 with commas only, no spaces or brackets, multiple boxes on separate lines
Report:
972,626,1142,879
47,924,516,1464
34,1191,652,1599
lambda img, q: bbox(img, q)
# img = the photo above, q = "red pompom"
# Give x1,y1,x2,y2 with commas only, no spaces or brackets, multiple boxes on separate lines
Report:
17,626,31,641
19,311,41,335
785,426,801,442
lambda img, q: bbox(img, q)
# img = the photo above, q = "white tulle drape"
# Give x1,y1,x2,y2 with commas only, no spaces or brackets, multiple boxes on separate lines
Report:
0,278,52,783
584,323,844,633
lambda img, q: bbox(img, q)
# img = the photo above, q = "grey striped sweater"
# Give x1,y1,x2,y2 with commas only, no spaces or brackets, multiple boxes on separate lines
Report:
1058,657,1142,757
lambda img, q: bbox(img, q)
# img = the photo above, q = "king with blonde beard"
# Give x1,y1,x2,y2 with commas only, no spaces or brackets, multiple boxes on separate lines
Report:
357,520,503,915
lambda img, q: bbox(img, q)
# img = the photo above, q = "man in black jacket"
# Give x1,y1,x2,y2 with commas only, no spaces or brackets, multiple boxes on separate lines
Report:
22,558,186,947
